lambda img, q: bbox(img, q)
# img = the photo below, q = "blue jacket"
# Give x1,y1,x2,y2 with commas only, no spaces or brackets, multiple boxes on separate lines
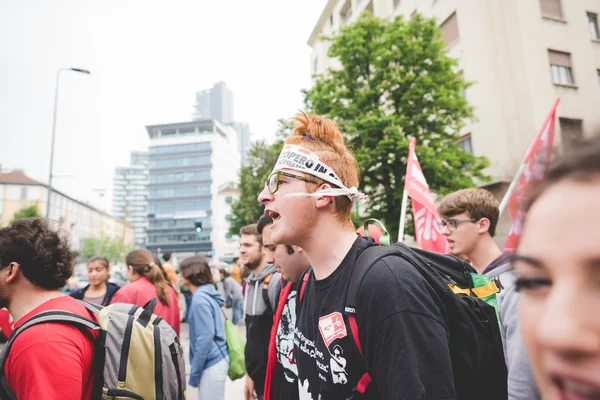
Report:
188,284,228,387
69,282,121,306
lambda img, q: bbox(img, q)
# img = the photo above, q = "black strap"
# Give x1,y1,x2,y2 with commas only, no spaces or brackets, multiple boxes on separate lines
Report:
0,310,101,399
138,298,158,328
344,246,404,315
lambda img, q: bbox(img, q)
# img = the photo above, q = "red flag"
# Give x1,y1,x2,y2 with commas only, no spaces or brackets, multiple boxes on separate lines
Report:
404,137,448,253
504,99,560,251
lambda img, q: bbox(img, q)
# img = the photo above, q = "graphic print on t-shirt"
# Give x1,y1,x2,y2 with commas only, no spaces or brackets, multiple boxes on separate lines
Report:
318,312,348,347
277,290,298,382
329,345,348,385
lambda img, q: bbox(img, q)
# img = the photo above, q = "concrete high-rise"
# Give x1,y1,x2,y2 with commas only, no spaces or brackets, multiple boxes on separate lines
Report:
193,81,234,124
308,0,600,245
145,119,240,260
193,82,253,167
112,151,149,246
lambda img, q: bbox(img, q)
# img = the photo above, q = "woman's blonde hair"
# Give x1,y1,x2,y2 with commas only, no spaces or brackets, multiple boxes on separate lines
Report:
284,111,359,224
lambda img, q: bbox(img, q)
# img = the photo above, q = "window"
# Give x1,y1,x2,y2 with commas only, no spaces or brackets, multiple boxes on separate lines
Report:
149,155,210,169
457,134,473,153
560,118,583,151
20,187,27,200
539,0,563,20
597,70,600,87
340,0,352,24
330,14,334,26
393,0,400,8
225,196,233,204
440,12,459,46
313,57,319,74
588,12,600,40
548,50,574,85
410,9,417,19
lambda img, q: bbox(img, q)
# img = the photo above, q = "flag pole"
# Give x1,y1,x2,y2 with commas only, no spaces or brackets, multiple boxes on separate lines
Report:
498,163,526,216
398,188,409,243
498,97,561,216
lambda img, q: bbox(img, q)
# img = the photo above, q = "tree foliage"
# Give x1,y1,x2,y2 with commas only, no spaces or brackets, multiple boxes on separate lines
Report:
80,236,134,263
12,204,41,222
304,13,490,241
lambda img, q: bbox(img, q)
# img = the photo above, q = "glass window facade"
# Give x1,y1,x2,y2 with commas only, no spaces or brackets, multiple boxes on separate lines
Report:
149,170,211,184
149,186,211,199
150,156,210,169
149,201,210,214
148,233,210,244
149,142,211,154
149,217,211,229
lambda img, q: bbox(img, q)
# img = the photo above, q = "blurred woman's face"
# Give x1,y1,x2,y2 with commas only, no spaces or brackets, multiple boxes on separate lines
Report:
514,179,600,399
87,260,109,287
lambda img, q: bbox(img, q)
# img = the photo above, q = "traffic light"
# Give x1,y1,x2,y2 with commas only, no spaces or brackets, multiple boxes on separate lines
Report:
195,222,203,233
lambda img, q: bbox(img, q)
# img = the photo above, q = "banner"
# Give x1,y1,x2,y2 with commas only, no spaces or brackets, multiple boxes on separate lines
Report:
503,99,560,251
404,137,448,253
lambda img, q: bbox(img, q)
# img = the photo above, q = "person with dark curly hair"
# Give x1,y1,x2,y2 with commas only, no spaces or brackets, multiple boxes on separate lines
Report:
0,218,98,399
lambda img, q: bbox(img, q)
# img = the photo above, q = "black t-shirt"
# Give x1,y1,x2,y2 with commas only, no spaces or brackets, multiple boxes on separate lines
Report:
294,236,456,400
272,288,300,400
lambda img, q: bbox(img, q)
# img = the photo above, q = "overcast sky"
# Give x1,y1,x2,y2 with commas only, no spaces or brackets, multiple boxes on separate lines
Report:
0,0,325,211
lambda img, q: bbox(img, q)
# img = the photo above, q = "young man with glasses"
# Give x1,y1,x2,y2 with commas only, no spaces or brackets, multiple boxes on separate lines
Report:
258,112,455,399
438,188,540,400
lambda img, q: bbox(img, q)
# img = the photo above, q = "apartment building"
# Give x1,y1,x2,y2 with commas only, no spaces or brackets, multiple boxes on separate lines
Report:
308,0,600,244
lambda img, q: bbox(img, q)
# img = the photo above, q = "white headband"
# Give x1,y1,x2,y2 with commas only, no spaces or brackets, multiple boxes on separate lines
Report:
272,144,367,202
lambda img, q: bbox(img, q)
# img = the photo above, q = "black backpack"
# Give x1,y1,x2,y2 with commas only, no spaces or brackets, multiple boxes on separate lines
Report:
300,242,508,399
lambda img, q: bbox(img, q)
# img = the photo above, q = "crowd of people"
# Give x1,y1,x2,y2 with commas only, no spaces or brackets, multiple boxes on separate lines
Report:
0,112,597,400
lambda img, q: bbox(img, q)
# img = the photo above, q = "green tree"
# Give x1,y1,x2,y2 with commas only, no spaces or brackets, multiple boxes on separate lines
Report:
11,204,41,221
304,13,489,241
80,236,134,263
228,121,294,235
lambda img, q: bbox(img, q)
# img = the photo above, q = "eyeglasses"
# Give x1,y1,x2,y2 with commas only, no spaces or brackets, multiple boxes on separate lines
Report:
436,218,477,232
265,171,318,194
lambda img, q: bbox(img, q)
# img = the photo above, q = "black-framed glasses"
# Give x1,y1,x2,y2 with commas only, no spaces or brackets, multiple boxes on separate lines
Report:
265,171,318,194
436,218,477,232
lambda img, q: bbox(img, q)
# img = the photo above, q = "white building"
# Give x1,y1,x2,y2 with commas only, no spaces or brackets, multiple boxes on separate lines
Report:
212,182,240,263
145,119,240,260
0,171,134,251
112,151,149,247
308,0,600,244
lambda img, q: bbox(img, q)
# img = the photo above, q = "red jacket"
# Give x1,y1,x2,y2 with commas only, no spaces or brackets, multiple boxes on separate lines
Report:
111,277,180,336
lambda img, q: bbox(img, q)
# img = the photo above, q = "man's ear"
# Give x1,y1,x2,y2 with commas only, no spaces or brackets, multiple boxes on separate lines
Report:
5,262,20,284
315,183,334,210
477,218,491,235
292,245,303,253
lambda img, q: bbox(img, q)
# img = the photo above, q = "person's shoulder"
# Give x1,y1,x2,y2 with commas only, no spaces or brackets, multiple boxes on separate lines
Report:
360,253,420,287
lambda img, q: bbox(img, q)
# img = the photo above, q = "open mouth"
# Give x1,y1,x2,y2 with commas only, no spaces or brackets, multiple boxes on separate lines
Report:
265,209,281,221
554,376,600,400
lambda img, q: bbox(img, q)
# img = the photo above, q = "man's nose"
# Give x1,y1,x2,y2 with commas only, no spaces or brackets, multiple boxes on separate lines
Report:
258,185,273,205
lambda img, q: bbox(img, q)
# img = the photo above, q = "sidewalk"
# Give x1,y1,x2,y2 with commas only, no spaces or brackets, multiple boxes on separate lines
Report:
180,317,247,400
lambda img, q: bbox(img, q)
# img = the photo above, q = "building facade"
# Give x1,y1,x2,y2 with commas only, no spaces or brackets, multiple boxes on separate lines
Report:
230,122,252,167
193,81,234,125
212,182,240,263
112,151,149,247
308,0,600,244
0,171,134,251
145,119,240,260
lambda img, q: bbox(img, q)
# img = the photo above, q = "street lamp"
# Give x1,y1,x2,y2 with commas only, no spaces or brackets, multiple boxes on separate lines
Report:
45,67,91,219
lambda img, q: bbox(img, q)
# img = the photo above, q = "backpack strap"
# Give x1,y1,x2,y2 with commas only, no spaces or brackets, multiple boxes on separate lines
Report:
262,273,275,314
344,245,405,395
298,270,311,303
0,310,101,400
